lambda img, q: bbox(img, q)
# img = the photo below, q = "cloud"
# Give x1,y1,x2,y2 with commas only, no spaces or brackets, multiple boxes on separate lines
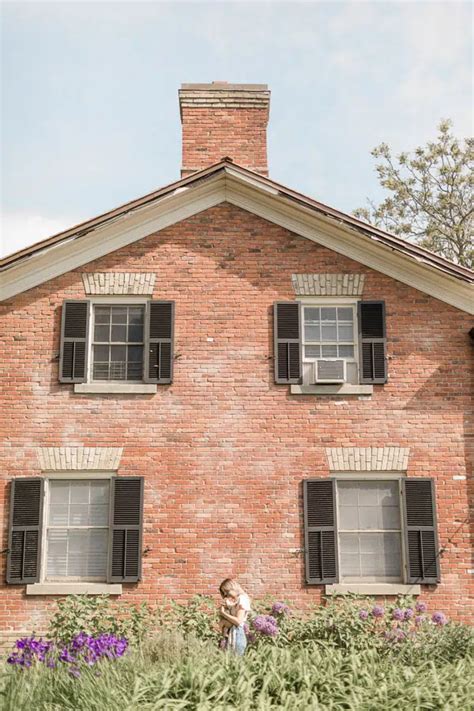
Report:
1,212,82,258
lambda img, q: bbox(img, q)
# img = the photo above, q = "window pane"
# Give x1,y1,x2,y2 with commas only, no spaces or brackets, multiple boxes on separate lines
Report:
340,533,401,579
47,530,68,577
48,529,108,578
93,363,109,380
49,504,69,526
112,307,127,323
338,481,400,530
94,325,110,342
111,345,126,361
305,345,320,359
321,308,336,321
127,325,143,342
49,481,69,504
321,345,338,357
90,481,110,504
49,481,110,527
111,325,127,341
321,325,337,341
70,482,89,503
338,345,354,358
69,504,90,526
94,307,110,324
94,345,109,362
337,307,353,321
304,325,320,342
338,324,353,341
129,307,144,325
304,307,320,323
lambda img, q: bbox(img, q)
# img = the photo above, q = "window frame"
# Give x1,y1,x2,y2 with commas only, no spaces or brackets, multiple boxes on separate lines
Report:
334,474,408,584
299,297,359,369
86,297,148,385
40,472,113,584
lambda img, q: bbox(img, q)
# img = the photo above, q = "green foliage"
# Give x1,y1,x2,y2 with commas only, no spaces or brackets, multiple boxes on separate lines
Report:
3,593,473,709
1,636,473,710
47,595,155,646
354,120,473,268
155,595,219,643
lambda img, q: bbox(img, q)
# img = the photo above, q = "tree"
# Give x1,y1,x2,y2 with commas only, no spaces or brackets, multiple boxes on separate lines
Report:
353,121,473,269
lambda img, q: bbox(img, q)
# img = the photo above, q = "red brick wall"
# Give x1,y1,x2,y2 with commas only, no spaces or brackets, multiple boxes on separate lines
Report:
0,203,472,642
181,107,269,176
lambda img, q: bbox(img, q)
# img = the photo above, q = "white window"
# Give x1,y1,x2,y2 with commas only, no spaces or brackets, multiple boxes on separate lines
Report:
336,480,402,582
303,305,356,362
91,305,145,382
45,480,110,581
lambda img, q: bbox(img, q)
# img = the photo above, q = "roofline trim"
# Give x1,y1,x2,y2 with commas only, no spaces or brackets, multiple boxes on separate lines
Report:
1,159,472,283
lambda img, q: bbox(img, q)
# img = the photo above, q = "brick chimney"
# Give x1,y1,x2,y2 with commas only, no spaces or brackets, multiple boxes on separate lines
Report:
179,82,270,177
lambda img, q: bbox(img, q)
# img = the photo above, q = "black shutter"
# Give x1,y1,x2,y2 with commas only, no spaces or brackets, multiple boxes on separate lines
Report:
402,479,440,584
7,479,44,584
144,301,174,384
108,477,144,583
358,301,387,384
59,300,90,382
274,302,301,384
303,479,338,584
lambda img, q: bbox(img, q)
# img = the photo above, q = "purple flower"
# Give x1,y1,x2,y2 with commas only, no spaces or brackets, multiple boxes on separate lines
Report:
392,608,405,621
432,611,447,626
271,602,291,616
404,608,414,620
371,605,384,618
69,667,81,678
7,632,128,672
416,601,427,613
415,615,425,626
359,609,369,621
252,615,279,637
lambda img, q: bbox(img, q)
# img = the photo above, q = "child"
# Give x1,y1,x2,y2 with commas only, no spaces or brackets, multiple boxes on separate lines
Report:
218,578,251,655
218,595,235,649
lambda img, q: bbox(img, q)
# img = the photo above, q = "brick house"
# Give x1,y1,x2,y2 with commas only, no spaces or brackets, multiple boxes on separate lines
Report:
1,82,473,645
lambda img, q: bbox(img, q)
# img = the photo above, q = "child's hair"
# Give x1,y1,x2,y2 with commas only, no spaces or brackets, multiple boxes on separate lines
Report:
219,578,246,597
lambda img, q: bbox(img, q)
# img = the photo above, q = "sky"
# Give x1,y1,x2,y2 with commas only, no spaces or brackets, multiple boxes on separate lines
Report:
1,0,472,258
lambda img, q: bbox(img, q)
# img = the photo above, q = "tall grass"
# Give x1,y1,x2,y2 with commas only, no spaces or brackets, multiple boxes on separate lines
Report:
1,636,473,710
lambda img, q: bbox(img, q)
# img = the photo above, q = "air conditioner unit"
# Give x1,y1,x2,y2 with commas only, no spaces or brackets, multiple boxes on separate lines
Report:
313,359,346,384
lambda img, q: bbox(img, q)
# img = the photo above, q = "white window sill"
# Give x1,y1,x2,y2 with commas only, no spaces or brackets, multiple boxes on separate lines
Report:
325,583,421,596
26,583,123,596
74,383,157,394
291,384,373,396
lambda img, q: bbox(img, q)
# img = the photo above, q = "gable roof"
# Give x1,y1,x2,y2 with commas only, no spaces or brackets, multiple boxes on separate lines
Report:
1,159,473,312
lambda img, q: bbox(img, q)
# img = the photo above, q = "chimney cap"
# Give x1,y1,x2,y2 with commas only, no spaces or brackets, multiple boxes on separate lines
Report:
180,82,268,91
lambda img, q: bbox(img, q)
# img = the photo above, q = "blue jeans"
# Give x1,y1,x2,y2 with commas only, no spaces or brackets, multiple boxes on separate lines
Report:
227,624,247,656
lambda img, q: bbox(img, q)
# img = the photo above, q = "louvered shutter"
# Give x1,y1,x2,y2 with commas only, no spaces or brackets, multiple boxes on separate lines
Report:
402,479,440,584
144,301,174,384
7,479,44,584
108,477,144,583
303,479,338,584
274,302,301,384
59,300,90,382
358,301,387,384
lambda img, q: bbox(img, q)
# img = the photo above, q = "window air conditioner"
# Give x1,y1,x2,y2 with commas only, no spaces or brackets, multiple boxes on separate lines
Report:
313,359,346,384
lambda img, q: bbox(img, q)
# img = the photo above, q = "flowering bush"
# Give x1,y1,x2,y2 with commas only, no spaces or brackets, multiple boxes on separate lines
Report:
251,615,279,638
271,601,291,617
7,632,128,676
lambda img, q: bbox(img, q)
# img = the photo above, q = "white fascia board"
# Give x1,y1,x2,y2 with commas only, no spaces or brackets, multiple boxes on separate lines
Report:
225,175,474,314
2,167,473,314
1,175,226,301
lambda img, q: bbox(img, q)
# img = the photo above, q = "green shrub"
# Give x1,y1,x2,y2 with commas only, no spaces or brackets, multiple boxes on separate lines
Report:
47,595,155,646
